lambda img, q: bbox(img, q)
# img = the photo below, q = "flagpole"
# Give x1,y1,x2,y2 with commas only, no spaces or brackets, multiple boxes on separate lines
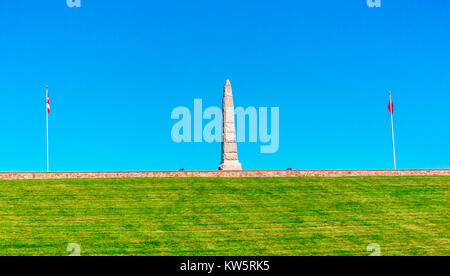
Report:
390,91,397,170
46,85,49,172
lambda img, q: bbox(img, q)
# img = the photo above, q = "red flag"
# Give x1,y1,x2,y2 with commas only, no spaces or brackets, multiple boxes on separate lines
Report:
46,87,50,114
388,97,393,115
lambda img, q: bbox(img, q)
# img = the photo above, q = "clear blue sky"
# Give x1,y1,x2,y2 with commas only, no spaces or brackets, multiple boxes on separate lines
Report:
0,0,449,171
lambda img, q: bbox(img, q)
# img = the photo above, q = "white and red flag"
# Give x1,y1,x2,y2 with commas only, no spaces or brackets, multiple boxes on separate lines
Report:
46,85,50,172
388,92,396,169
388,95,394,115
46,86,50,114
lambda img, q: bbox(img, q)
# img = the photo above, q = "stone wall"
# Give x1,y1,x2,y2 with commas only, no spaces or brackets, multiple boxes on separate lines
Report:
0,169,449,180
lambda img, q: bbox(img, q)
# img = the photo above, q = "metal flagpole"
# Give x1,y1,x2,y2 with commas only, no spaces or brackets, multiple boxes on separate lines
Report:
46,85,49,172
390,91,397,170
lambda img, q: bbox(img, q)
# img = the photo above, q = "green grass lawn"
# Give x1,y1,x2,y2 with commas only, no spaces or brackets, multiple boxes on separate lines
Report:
0,176,448,256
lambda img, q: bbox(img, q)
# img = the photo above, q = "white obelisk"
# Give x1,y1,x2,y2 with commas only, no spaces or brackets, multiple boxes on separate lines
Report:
219,80,242,171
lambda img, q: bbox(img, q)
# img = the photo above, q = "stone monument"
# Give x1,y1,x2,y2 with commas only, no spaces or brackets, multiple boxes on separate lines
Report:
219,80,242,171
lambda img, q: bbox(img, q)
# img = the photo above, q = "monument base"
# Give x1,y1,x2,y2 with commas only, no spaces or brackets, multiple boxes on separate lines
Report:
219,160,242,171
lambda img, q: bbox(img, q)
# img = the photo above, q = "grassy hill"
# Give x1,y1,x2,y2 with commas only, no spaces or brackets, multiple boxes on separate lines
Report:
0,176,448,256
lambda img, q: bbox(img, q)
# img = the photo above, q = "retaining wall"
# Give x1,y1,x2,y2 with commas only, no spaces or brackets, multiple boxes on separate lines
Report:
0,169,449,180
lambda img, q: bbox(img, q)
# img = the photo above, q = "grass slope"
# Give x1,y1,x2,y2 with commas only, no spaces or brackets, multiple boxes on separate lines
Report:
0,176,448,256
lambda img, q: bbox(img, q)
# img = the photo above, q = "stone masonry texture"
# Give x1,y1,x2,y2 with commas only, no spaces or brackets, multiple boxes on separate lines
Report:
0,169,449,180
219,80,242,171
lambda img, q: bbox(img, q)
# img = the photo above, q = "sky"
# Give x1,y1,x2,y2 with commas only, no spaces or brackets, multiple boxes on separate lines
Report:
0,0,449,171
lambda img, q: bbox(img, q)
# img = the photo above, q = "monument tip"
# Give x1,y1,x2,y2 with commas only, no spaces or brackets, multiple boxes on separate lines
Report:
225,79,231,86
